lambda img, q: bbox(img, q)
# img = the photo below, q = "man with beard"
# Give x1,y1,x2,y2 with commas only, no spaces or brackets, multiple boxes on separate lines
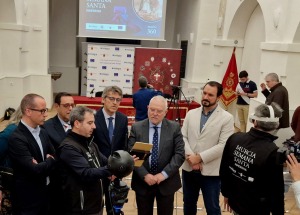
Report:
181,81,234,215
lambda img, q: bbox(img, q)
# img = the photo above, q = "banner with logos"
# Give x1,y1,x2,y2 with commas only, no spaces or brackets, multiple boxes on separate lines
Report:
86,44,135,96
133,47,182,96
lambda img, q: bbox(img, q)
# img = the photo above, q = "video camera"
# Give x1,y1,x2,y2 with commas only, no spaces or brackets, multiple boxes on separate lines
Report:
107,150,134,215
277,139,300,165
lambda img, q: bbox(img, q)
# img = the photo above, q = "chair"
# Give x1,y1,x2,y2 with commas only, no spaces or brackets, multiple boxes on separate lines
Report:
95,91,103,97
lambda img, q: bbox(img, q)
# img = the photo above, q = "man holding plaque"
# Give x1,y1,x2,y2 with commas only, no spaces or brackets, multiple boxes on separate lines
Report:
128,95,185,215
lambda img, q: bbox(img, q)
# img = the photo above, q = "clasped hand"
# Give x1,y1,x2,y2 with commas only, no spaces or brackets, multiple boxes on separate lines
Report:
144,173,165,186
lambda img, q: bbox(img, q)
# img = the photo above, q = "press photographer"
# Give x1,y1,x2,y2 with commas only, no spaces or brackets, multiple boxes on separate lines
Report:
277,139,300,165
220,102,285,215
286,154,300,208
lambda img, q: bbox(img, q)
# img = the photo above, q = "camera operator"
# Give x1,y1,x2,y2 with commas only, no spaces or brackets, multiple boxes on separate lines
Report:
286,154,300,208
58,106,114,215
220,102,285,215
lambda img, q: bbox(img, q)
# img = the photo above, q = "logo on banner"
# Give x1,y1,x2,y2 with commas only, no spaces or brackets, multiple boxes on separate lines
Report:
89,84,94,87
127,54,132,58
114,73,119,76
150,68,164,84
126,80,131,83
102,66,107,69
115,47,120,51
90,59,95,62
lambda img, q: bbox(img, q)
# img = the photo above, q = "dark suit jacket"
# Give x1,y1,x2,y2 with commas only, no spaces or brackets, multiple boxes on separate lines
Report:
43,115,67,150
94,108,128,158
128,118,185,196
8,122,56,215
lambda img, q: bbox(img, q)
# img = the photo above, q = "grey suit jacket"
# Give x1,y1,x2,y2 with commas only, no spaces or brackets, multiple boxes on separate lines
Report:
128,118,185,196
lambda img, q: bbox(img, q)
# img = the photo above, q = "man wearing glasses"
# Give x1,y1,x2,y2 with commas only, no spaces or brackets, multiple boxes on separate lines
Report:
43,92,74,215
94,85,128,215
44,92,75,149
8,93,56,215
128,95,185,215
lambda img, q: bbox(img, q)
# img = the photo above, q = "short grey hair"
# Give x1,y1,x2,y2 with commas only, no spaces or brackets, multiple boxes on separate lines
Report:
265,73,279,82
69,106,94,127
149,95,168,111
254,102,282,131
102,86,123,98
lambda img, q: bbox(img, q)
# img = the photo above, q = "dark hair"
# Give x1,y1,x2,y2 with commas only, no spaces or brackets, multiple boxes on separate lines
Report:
203,81,223,97
20,94,44,114
54,92,72,105
239,70,248,78
69,106,94,127
138,76,148,88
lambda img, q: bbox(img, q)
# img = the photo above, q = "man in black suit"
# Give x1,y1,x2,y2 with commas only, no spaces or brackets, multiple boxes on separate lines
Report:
43,92,74,149
94,85,128,215
43,92,74,215
8,93,56,215
128,95,185,215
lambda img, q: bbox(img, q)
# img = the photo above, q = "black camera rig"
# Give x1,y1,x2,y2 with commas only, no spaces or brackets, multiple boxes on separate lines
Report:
277,139,300,165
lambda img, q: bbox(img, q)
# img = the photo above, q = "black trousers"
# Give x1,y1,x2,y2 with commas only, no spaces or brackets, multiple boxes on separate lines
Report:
135,185,174,215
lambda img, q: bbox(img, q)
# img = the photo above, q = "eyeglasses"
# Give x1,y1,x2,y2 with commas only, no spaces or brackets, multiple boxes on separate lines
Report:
29,108,48,114
60,103,75,108
105,96,122,103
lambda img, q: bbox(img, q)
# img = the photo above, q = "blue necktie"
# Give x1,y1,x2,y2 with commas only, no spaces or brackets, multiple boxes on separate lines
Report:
150,126,159,174
108,117,114,143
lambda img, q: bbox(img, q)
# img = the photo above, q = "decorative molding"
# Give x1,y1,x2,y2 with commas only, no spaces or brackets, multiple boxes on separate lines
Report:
0,23,30,31
261,42,300,53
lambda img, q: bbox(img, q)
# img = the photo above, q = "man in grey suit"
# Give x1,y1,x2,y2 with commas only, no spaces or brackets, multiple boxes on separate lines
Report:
128,95,185,215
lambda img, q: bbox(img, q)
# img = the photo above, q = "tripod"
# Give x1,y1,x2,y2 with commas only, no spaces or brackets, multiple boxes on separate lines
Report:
109,178,130,215
168,86,190,124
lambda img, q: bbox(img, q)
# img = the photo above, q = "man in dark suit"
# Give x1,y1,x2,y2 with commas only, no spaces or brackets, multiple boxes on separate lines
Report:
94,85,128,215
43,92,74,149
8,93,56,215
128,95,185,215
133,76,163,121
43,92,74,215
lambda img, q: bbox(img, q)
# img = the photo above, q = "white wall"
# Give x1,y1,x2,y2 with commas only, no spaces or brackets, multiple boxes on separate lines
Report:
0,0,52,114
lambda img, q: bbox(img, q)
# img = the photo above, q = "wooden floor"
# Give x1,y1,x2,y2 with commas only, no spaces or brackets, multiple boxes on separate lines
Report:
1,108,300,214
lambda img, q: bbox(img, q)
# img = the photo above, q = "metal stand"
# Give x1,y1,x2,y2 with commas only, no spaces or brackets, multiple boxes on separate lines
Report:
109,178,130,215
168,86,191,124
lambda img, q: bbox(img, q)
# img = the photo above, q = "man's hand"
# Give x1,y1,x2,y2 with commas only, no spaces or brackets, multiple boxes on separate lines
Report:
109,175,117,181
223,197,232,212
144,174,158,186
286,154,300,181
154,173,166,184
186,153,201,166
131,155,139,162
32,158,38,164
260,83,266,91
46,154,55,160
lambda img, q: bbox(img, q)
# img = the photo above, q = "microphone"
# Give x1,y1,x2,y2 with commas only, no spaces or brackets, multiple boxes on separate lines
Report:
90,88,95,98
